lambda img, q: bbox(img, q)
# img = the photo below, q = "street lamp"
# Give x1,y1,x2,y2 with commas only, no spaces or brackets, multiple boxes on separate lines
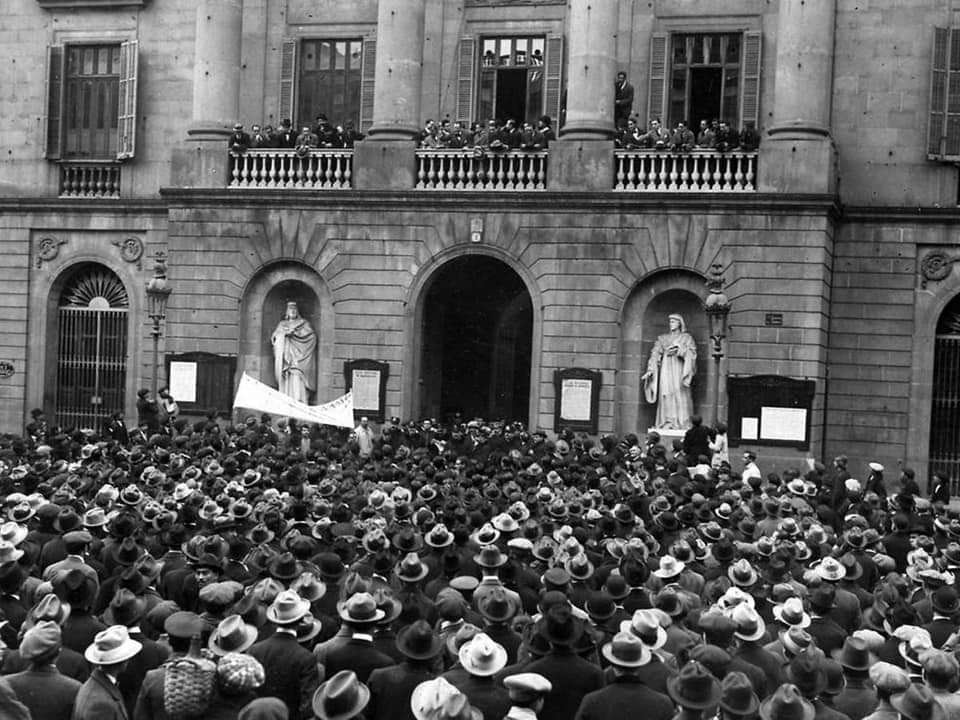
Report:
145,252,173,396
704,262,731,425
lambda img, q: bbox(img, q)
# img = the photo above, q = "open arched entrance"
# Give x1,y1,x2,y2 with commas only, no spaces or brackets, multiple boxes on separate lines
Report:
419,255,533,423
46,263,130,430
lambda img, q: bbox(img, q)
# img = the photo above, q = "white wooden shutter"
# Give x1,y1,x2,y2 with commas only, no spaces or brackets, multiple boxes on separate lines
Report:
544,34,564,125
739,31,762,131
929,27,949,157
278,39,298,125
647,33,669,124
359,38,377,132
44,45,65,160
116,39,139,160
455,37,476,125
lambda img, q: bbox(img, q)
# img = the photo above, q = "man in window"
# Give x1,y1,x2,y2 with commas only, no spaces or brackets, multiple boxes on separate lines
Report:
614,72,634,128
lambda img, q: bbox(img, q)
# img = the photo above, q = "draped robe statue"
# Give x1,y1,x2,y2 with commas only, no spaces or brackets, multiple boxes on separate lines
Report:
271,301,317,403
642,313,697,430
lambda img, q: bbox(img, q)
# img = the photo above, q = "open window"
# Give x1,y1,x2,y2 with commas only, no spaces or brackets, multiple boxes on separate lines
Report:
44,40,138,161
647,31,761,133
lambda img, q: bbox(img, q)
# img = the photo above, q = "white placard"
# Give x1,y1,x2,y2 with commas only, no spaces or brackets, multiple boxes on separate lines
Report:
352,369,381,411
761,406,807,442
741,416,759,440
560,379,592,421
169,361,197,403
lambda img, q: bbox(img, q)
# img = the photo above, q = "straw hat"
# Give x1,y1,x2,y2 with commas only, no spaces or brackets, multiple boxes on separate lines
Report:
84,625,143,665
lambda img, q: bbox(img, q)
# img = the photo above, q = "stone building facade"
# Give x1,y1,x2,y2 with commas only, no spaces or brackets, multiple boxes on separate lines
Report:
2,0,960,483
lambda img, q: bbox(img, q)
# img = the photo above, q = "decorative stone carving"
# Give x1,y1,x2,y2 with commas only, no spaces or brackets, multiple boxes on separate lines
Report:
35,236,66,269
920,250,958,288
112,236,145,269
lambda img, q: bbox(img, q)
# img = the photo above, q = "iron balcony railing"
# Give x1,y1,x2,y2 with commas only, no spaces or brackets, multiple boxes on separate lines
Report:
614,149,758,192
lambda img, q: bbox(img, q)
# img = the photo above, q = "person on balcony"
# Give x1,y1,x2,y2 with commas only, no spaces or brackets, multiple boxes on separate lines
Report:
340,121,365,148
313,115,341,148
276,119,298,149
420,119,441,148
228,123,250,153
295,126,319,150
696,120,716,149
537,116,555,147
615,117,643,149
639,118,670,150
739,121,760,152
502,119,522,149
249,124,271,149
614,72,635,128
715,121,738,152
670,121,696,152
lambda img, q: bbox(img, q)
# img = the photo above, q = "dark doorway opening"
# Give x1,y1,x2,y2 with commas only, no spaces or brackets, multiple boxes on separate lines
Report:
420,256,532,423
689,67,723,129
495,69,528,124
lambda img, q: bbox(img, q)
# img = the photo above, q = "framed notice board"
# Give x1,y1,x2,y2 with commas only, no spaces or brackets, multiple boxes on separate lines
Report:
553,367,602,434
343,359,389,422
165,352,237,416
727,374,816,450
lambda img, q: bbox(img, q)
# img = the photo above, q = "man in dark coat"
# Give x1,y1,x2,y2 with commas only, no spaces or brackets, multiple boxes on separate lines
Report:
248,590,320,720
6,621,81,720
574,632,674,720
75,625,143,720
366,620,442,720
614,72,634,128
682,415,712,467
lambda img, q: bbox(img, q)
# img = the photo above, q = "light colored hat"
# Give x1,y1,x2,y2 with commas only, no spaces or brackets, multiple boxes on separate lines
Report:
868,462,884,472
412,677,461,720
459,633,507,677
503,673,553,702
266,589,310,625
653,555,685,579
217,652,265,693
774,597,812,629
868,661,911,694
84,625,143,665
602,631,652,668
814,556,846,582
20,620,61,660
621,609,667,649
209,614,259,656
731,604,767,642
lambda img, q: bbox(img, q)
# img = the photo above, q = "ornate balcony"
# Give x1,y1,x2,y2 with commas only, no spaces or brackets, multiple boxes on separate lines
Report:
59,161,121,198
415,149,547,190
614,150,758,192
228,149,353,189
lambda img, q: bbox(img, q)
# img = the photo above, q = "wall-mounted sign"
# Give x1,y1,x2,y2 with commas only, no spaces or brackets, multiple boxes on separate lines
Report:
728,374,816,450
553,367,602,434
0,361,13,379
343,359,389,422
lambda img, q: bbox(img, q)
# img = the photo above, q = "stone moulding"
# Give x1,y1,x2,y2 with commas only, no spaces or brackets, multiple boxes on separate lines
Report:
37,0,146,8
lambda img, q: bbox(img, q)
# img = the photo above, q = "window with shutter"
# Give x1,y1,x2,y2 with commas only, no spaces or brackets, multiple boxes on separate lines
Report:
544,35,564,125
455,37,476,125
359,38,377,133
739,31,762,131
468,35,557,125
45,42,138,161
647,33,669,125
928,27,960,160
278,39,297,125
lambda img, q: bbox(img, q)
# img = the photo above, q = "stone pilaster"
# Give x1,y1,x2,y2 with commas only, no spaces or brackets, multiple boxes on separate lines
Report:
188,0,243,140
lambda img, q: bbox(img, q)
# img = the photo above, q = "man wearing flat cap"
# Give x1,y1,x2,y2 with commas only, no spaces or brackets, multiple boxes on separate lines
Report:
6,620,80,720
504,672,552,720
133,610,205,720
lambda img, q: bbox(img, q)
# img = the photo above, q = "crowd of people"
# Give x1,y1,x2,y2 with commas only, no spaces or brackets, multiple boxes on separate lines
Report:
1,400,959,720
417,117,556,152
229,115,365,155
615,117,761,153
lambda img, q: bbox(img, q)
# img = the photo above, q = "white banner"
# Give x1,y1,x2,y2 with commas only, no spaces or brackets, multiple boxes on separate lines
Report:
233,373,354,428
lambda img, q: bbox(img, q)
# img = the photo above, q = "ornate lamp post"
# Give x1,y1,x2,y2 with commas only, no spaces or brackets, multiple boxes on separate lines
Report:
704,263,731,425
145,252,173,396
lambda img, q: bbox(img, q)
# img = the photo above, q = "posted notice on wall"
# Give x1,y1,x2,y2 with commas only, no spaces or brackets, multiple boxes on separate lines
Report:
169,361,197,403
761,406,807,442
741,417,759,440
351,369,381,412
560,378,592,422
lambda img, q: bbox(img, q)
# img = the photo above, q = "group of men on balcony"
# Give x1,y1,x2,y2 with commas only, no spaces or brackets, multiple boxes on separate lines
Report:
228,115,366,155
418,116,556,152
615,117,761,153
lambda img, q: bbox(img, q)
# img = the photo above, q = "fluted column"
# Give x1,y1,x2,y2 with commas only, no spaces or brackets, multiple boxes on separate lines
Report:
561,0,619,140
768,0,837,137
367,0,426,140
188,0,243,139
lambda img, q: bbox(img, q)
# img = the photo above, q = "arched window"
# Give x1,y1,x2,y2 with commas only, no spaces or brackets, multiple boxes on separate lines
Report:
54,263,129,430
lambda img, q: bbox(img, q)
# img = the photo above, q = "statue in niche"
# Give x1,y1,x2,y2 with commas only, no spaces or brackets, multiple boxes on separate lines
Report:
271,301,317,403
641,313,697,430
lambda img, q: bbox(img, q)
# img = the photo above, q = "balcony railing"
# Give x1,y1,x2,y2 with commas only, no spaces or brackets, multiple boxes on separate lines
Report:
59,162,121,198
614,150,757,192
416,149,547,190
229,149,353,189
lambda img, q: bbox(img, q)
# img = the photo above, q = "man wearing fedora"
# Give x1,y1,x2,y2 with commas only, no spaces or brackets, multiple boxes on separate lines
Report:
575,631,674,720
5,620,81,720
831,637,877,720
313,670,371,720
788,648,850,720
323,591,394,683
75,624,143,719
667,659,722,720
248,589,320,720
366,619,444,720
447,632,510,720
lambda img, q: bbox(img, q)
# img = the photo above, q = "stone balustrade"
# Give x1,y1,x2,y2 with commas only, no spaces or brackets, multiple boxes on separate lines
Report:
614,150,758,192
228,149,353,189
59,162,122,198
415,149,547,190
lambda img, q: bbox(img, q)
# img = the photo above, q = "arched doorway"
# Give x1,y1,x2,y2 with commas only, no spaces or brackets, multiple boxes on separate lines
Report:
419,256,533,422
49,263,129,430
930,296,960,484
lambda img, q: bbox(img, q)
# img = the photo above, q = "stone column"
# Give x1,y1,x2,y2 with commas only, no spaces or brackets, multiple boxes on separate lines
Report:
354,0,426,189
548,0,619,191
759,0,838,193
188,0,243,138
561,0,619,140
172,0,242,187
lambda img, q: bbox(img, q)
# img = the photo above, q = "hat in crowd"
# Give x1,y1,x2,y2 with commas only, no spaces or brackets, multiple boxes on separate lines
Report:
397,620,444,661
20,620,62,660
267,590,311,625
217,652,265,694
891,684,947,720
759,684,815,720
622,609,667,649
313,670,370,720
667,661,722,710
84,625,143,665
602,631,652,668
869,662,911,694
165,611,205,639
104,589,146,627
209,614,259,656
832,636,876,672
503,673,552,703
720,671,759,717
339,592,385,625
458,633,508,676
